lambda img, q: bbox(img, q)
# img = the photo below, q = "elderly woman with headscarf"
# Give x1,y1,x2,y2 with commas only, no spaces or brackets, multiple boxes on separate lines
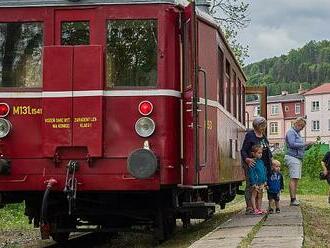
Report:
241,116,273,214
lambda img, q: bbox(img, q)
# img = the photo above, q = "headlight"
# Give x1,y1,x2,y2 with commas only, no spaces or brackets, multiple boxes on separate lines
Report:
127,148,158,179
0,118,11,138
135,117,155,137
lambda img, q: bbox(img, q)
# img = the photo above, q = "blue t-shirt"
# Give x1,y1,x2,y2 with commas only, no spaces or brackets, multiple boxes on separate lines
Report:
267,172,284,194
285,127,305,159
248,159,267,185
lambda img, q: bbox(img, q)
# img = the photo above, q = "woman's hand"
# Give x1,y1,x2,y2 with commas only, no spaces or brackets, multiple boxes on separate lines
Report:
323,169,328,176
245,158,255,167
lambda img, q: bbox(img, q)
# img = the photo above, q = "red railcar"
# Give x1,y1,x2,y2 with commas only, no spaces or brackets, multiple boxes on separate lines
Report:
0,0,248,242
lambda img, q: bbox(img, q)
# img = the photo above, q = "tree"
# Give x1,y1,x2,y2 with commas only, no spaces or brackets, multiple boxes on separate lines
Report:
209,0,250,65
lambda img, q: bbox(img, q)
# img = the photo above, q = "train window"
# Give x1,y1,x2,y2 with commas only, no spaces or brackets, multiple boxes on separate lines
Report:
232,70,237,118
106,20,157,87
238,78,242,122
61,21,90,45
184,21,192,88
218,49,224,106
225,59,231,112
0,22,43,88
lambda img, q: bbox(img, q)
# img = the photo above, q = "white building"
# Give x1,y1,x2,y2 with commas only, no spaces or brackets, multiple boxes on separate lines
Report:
304,83,330,144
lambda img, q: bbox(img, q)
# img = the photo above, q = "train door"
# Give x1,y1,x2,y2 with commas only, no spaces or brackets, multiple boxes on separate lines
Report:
182,3,199,185
42,9,103,159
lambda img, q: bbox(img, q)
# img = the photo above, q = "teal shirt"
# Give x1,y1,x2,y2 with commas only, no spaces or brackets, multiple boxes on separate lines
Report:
248,159,267,185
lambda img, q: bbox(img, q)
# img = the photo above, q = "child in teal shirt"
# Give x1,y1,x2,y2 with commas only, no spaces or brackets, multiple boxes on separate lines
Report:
248,144,267,215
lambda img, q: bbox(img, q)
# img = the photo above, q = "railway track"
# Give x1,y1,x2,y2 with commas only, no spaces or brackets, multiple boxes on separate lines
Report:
26,232,114,248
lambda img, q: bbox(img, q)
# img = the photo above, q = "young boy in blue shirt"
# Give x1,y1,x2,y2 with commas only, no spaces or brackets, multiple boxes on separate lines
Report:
267,160,284,213
248,145,267,215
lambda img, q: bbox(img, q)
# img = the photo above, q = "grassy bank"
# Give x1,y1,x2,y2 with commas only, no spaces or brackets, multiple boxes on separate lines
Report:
300,195,330,248
0,204,31,231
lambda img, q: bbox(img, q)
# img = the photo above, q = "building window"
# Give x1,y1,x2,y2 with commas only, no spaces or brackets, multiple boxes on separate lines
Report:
271,104,279,115
311,101,320,112
312,120,320,131
106,19,157,87
270,122,279,135
285,106,289,112
295,103,301,114
254,106,260,117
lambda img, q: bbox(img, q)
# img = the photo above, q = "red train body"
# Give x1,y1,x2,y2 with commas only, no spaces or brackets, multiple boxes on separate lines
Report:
0,0,248,242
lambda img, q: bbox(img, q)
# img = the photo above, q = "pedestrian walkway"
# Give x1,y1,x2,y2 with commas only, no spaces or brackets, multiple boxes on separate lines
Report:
188,200,303,248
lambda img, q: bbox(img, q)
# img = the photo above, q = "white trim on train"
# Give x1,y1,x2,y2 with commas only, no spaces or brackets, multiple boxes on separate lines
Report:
0,90,245,129
0,90,182,98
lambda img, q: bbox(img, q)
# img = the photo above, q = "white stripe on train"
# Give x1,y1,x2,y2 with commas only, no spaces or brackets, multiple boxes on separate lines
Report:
0,90,245,129
0,90,181,98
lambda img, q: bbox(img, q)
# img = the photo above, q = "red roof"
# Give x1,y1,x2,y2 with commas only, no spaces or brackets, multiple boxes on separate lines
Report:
304,83,330,96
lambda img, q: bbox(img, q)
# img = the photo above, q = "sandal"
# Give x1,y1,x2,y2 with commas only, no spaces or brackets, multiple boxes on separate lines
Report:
268,208,274,214
258,209,267,214
253,209,263,215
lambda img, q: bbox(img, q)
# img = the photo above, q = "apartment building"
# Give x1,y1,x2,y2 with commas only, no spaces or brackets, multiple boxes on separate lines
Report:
246,92,304,148
304,83,330,144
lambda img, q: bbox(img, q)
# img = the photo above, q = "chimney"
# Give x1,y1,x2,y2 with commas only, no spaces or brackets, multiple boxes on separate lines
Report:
281,91,288,96
196,0,211,13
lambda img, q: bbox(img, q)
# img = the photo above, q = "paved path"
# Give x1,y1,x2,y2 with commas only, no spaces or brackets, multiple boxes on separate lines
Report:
189,200,303,248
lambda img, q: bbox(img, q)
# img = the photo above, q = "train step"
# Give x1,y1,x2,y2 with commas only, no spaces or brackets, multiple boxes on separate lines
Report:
182,201,216,208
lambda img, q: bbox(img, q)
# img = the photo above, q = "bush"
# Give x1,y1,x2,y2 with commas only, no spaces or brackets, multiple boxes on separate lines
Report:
272,138,329,179
303,138,328,179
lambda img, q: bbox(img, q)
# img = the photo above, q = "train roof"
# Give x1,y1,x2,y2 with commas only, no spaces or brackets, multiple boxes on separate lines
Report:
0,0,247,81
0,0,189,7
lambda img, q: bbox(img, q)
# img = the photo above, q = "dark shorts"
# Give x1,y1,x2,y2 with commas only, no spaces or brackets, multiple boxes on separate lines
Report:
267,192,280,201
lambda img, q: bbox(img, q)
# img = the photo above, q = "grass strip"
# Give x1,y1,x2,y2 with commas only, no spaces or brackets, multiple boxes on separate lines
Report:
238,215,267,248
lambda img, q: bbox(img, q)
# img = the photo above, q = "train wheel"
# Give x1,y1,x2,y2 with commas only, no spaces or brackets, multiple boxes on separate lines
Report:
51,232,70,244
50,216,72,244
181,213,191,229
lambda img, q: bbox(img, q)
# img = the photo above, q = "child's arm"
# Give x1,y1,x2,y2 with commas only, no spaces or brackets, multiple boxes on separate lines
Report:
321,151,330,175
321,161,328,175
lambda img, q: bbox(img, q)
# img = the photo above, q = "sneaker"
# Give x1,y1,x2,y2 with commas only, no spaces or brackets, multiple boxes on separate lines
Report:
275,208,281,213
290,200,300,206
268,208,274,214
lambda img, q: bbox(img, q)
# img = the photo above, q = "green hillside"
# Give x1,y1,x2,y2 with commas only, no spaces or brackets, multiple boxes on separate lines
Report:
244,40,330,95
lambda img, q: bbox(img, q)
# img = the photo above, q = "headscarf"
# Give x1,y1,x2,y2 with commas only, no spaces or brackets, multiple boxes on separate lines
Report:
252,116,266,130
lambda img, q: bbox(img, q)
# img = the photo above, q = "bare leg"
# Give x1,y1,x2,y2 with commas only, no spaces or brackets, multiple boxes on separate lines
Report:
289,178,299,199
268,199,274,209
257,191,263,210
275,200,280,209
251,189,258,210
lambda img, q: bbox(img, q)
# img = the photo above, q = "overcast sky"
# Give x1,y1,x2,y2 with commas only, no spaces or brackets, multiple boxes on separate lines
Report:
238,0,330,65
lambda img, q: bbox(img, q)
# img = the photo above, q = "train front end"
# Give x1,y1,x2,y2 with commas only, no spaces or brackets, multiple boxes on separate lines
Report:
0,1,182,241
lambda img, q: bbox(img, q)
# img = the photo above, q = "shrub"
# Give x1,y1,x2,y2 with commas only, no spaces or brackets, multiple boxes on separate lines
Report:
303,138,328,179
